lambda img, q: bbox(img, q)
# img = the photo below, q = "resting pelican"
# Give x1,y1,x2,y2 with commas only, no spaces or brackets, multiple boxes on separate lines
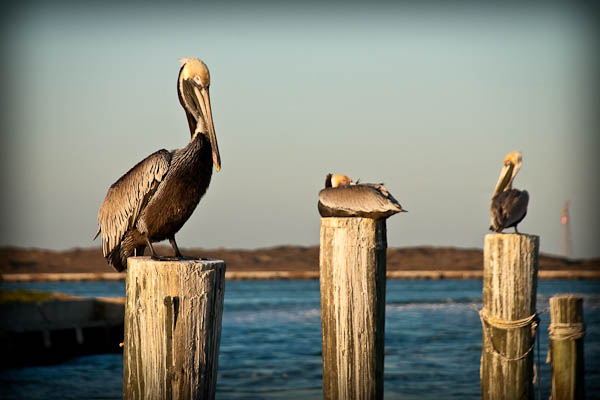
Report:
318,173,407,219
489,151,529,233
94,58,221,271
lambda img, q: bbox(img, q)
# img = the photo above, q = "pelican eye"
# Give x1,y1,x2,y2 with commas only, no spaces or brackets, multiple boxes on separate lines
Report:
188,76,203,88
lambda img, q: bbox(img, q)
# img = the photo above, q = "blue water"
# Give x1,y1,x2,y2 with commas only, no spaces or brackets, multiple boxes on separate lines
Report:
1,279,599,399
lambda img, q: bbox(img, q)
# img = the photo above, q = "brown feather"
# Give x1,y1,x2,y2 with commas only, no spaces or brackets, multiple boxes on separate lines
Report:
490,189,529,232
318,184,406,219
97,149,171,266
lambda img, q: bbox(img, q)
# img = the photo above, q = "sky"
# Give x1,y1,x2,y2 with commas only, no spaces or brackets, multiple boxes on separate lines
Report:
1,2,599,257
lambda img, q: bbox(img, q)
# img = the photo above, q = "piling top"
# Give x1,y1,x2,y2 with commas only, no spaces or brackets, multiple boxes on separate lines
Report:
485,233,539,240
550,293,583,301
321,216,378,227
483,232,539,320
320,217,387,250
550,294,584,324
127,257,225,273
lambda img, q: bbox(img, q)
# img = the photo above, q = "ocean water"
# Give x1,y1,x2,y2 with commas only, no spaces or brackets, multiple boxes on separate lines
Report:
1,279,599,399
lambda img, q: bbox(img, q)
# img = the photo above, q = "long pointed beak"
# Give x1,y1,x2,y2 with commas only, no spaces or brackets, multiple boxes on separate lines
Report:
194,86,221,171
493,163,514,196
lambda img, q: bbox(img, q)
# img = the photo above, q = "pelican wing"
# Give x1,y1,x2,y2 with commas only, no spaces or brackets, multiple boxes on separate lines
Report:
97,149,172,257
318,184,404,219
490,189,529,231
363,183,404,207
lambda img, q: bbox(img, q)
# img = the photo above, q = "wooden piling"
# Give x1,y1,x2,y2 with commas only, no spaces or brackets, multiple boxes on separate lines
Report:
480,233,539,400
319,217,387,400
123,257,226,400
548,294,585,400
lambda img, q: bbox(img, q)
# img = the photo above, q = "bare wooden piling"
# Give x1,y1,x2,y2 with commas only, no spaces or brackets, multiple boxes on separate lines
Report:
548,294,585,400
123,257,226,400
319,217,387,400
480,233,539,400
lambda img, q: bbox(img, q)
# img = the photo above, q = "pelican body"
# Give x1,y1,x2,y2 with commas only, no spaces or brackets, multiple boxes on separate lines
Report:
318,174,407,219
95,58,221,271
489,151,529,233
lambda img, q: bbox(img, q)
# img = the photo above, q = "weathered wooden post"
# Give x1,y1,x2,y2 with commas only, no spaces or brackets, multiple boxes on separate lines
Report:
548,294,585,400
123,257,226,400
319,217,387,400
480,233,539,399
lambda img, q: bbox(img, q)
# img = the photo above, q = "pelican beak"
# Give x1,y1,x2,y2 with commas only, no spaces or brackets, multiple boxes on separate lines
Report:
193,85,221,171
493,163,514,196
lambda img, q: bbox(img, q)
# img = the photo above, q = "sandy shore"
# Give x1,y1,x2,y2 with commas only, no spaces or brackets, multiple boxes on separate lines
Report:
3,269,600,282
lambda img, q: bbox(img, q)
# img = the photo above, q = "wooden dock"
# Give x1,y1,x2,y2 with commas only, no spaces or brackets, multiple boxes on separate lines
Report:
0,295,124,366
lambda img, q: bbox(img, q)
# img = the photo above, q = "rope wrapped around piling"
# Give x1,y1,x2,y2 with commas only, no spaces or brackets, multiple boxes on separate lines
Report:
546,308,586,365
548,322,586,341
478,307,539,361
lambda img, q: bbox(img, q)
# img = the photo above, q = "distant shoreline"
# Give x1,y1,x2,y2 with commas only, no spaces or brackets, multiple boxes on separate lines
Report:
2,269,600,282
1,245,598,280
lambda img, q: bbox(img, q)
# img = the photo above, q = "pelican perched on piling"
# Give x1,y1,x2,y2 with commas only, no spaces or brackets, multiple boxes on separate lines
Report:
489,151,529,233
318,173,407,219
95,58,221,271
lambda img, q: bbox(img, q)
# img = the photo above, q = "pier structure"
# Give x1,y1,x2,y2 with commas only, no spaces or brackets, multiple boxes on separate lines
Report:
319,217,387,400
480,233,540,399
548,294,585,400
122,257,226,400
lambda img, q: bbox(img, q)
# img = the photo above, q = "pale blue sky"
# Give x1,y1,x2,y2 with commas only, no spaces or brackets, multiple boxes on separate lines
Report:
1,2,598,257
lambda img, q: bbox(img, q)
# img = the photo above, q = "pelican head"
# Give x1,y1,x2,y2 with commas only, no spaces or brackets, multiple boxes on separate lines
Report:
493,151,522,196
177,58,221,171
325,173,354,188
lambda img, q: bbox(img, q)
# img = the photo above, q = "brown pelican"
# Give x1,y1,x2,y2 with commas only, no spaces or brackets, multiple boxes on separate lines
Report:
94,58,221,271
318,173,407,219
489,151,529,233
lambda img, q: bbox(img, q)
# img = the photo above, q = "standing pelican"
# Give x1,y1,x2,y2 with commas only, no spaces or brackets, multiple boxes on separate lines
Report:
489,151,529,233
318,173,407,219
95,58,221,271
